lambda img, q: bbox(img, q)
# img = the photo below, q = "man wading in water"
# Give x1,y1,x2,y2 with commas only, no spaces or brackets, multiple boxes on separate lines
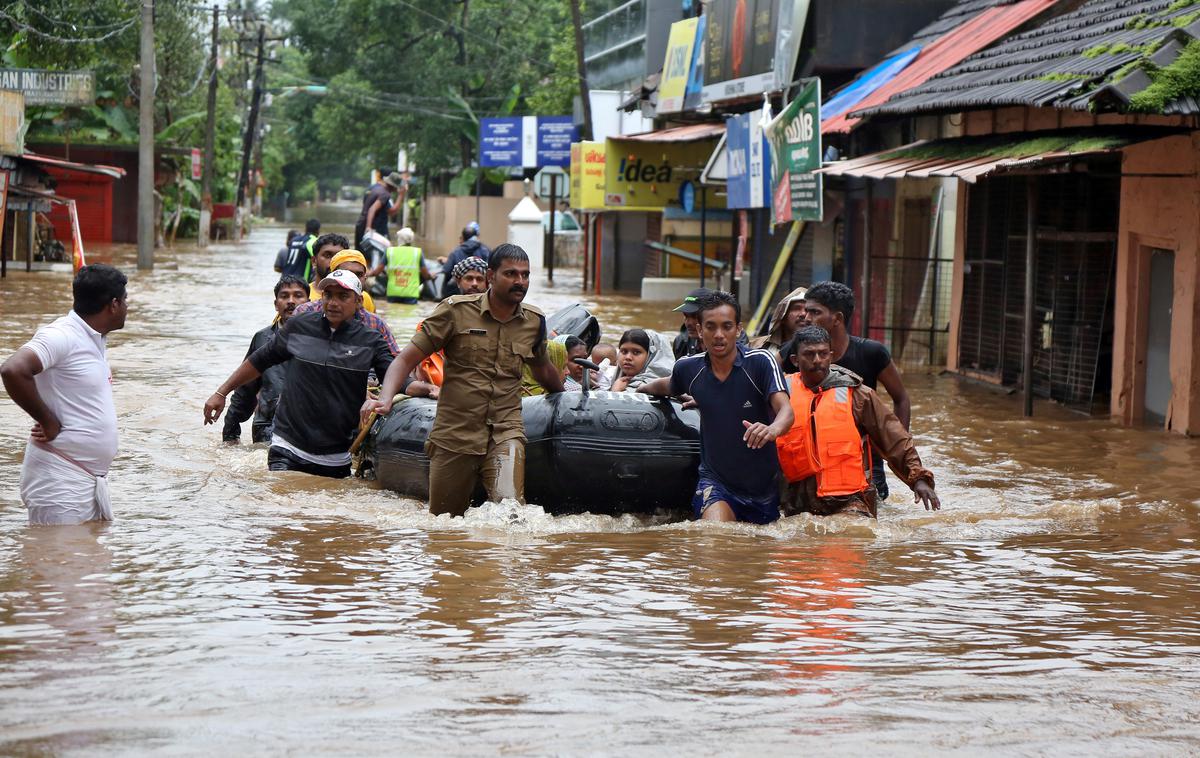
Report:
222,275,309,444
364,244,564,516
640,291,794,524
776,326,939,517
2,264,128,524
204,269,397,478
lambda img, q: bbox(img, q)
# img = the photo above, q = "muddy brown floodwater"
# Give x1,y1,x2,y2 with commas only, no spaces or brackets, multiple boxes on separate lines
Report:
1,226,1199,754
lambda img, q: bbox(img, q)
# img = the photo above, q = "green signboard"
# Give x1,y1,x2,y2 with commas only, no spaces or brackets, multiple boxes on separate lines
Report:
766,78,822,223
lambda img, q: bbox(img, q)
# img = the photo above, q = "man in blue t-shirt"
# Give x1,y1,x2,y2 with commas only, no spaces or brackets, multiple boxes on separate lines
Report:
640,291,793,524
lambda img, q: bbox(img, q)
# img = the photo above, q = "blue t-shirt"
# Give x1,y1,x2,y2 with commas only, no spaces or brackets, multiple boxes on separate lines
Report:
670,343,788,498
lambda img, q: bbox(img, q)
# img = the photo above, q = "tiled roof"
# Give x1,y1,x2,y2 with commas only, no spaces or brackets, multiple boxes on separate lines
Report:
859,0,1200,117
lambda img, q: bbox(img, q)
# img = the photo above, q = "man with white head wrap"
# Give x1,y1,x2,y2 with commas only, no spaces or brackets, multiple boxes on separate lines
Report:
385,226,429,304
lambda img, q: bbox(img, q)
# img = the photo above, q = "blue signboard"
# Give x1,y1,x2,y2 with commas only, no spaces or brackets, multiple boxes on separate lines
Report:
726,112,770,209
479,116,579,168
536,116,577,167
683,14,706,112
479,117,523,167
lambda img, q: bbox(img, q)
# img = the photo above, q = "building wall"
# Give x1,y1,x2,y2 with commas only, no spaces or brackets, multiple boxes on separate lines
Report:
420,182,545,258
1113,133,1200,435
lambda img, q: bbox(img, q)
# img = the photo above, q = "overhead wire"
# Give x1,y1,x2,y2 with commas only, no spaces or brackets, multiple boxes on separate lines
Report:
0,7,137,43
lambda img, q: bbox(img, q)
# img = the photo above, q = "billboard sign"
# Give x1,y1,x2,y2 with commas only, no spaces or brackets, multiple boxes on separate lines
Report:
571,141,608,211
604,136,724,211
480,116,579,168
765,78,822,222
0,68,94,106
658,18,700,114
701,0,810,105
725,112,770,209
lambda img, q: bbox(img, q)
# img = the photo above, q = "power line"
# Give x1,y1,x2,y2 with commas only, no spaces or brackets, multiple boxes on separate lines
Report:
0,7,137,43
388,0,561,77
18,1,138,32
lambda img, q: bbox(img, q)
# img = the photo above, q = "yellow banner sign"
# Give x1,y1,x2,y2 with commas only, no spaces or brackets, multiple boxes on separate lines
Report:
604,137,723,210
570,141,607,211
658,18,699,114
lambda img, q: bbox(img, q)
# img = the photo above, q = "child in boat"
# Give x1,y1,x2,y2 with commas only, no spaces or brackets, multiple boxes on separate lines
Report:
591,343,617,390
562,336,591,391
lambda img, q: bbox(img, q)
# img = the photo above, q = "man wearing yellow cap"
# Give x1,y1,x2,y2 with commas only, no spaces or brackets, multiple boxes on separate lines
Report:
294,243,400,356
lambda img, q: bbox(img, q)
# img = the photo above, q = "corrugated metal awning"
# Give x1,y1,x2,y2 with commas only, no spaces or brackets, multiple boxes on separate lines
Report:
823,0,1059,134
20,153,126,180
815,131,1158,183
615,122,724,143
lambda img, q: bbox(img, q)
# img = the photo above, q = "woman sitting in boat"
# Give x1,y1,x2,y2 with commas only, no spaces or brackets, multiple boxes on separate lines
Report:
610,329,675,392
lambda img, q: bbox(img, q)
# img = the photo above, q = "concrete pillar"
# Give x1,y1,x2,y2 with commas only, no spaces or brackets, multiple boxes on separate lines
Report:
507,196,544,272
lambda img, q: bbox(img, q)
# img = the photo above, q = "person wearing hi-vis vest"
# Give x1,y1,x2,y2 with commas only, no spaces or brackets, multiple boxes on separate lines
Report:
385,227,430,304
776,325,941,518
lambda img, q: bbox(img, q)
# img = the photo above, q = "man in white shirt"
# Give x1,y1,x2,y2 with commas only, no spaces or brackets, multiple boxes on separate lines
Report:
1,264,128,525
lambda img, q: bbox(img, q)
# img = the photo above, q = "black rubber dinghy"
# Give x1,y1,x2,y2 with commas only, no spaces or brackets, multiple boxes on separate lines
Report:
363,391,701,515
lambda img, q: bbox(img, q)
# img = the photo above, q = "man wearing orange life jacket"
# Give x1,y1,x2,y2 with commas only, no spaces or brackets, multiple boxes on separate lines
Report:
776,326,940,518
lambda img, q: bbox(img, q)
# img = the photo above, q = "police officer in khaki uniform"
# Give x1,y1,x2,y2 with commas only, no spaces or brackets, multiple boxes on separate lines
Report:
365,244,564,516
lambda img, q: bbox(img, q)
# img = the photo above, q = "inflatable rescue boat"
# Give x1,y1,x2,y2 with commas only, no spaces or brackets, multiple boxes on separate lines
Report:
362,391,702,515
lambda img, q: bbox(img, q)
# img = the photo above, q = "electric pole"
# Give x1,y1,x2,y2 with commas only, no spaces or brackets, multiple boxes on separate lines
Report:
198,4,219,248
569,0,593,141
234,24,265,241
137,0,155,270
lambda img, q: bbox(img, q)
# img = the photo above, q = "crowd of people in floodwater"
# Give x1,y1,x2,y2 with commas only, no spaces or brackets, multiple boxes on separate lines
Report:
2,172,939,526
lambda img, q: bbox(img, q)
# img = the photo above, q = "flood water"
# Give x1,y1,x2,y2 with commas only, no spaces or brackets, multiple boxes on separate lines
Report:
2,227,1199,754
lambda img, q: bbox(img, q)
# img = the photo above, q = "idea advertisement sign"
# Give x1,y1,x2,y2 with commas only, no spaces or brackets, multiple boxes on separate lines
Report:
765,78,822,223
191,148,202,180
603,137,724,211
480,116,579,168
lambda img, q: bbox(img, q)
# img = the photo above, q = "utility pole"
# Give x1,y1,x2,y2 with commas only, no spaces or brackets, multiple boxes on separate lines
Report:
569,0,593,141
234,24,265,241
137,0,155,270
198,4,218,248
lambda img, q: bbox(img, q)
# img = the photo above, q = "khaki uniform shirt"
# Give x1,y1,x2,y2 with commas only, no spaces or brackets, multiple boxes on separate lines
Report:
411,293,549,455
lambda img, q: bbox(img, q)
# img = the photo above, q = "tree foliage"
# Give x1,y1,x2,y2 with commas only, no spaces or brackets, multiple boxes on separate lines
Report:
271,0,579,186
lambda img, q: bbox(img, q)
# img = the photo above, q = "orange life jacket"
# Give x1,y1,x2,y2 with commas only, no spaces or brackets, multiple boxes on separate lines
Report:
776,373,870,496
414,319,445,387
420,351,445,387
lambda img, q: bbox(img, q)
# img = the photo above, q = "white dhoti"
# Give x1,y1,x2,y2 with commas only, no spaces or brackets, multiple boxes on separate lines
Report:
19,440,113,526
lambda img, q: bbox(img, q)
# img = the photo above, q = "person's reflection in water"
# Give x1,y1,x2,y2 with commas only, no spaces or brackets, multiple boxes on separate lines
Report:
764,539,868,687
0,524,117,657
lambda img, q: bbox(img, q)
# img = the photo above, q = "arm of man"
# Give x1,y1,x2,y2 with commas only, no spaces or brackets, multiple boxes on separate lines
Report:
221,336,264,442
743,391,794,449
529,357,565,394
855,386,939,510
0,347,59,441
877,361,911,430
637,376,674,397
363,343,426,424
204,324,293,424
419,261,431,282
527,317,563,394
364,198,383,232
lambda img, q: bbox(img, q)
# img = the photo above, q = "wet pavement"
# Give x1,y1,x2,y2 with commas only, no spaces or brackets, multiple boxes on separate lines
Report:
1,226,1198,754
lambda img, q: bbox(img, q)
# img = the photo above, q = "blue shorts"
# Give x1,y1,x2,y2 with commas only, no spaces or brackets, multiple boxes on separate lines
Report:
692,471,780,524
